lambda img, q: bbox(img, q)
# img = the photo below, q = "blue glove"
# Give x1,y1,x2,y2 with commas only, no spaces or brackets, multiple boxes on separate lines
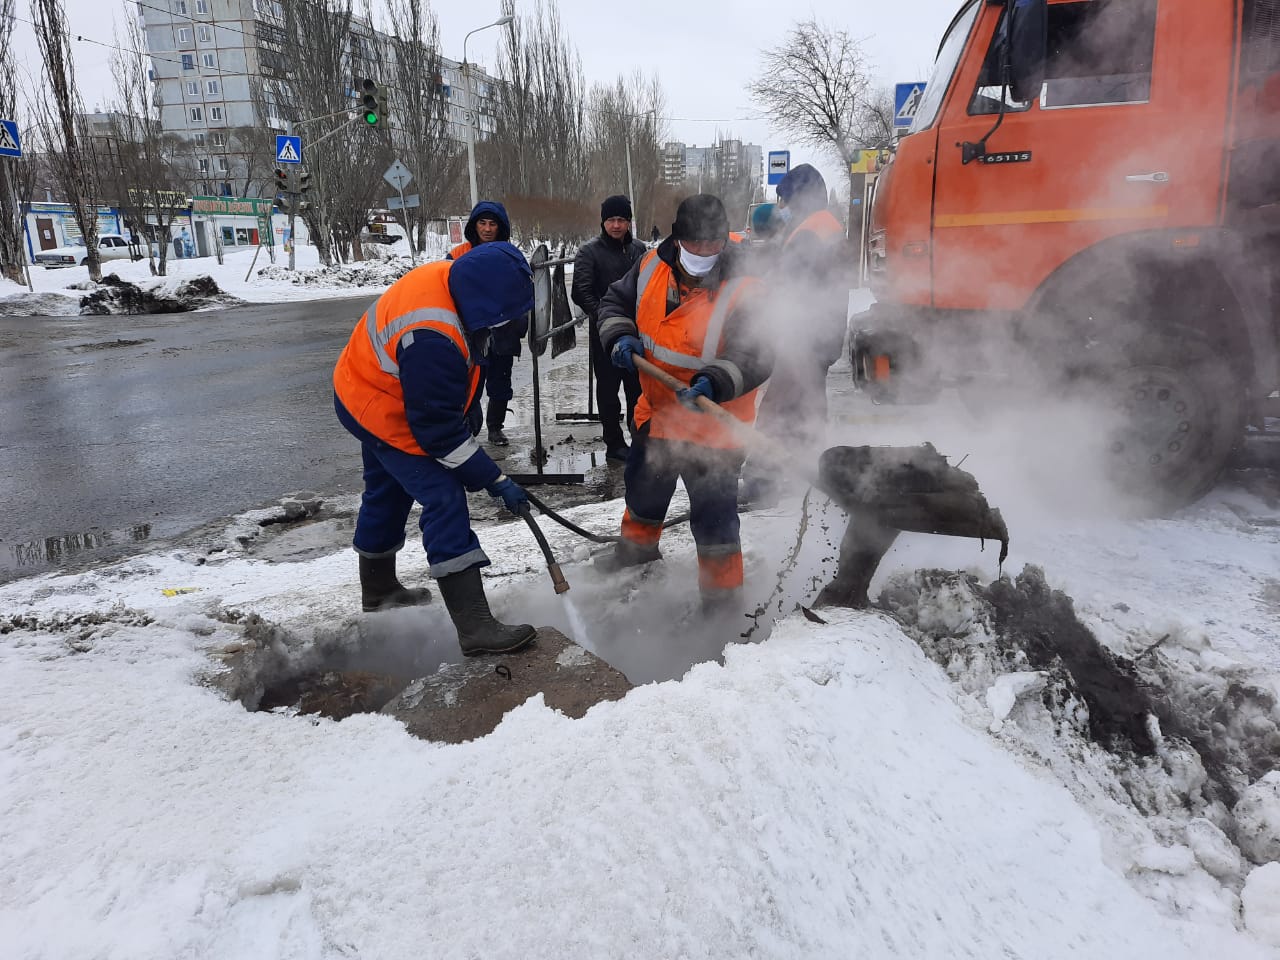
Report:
610,335,644,373
486,475,529,516
676,374,716,411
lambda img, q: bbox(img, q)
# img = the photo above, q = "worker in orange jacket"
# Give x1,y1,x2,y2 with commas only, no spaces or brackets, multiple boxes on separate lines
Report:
333,241,537,656
597,194,772,611
743,163,849,504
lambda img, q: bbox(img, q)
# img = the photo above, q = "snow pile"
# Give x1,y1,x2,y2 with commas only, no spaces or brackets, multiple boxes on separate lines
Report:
0,540,1266,958
878,563,1280,942
255,255,414,289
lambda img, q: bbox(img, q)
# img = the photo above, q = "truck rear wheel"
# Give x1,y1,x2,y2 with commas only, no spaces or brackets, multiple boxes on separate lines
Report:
1069,331,1244,512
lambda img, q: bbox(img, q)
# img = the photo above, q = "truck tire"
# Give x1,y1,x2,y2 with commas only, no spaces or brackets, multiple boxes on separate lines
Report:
1069,331,1245,512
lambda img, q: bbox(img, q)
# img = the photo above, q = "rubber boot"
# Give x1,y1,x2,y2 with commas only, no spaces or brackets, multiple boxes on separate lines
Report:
360,555,432,613
592,539,662,573
437,566,537,656
486,399,510,446
700,588,743,617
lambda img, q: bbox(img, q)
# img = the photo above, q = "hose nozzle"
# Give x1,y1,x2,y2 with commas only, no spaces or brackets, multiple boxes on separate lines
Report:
548,562,570,594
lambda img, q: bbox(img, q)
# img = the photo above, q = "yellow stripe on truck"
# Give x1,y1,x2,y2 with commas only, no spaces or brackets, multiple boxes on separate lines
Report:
935,205,1169,228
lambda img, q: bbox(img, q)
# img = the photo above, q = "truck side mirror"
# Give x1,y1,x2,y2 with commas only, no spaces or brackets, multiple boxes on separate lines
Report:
1007,0,1048,103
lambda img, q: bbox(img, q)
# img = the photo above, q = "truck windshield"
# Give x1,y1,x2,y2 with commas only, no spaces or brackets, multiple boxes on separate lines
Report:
909,0,981,134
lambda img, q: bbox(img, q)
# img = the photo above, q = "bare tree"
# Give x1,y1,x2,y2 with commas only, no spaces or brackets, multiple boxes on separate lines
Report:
100,19,188,276
749,19,879,203
586,72,666,238
31,0,103,280
266,0,391,265
384,0,460,254
0,0,35,284
486,0,590,232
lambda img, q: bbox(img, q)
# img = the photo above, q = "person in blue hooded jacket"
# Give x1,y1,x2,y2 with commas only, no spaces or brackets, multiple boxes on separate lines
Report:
446,200,527,446
333,241,537,656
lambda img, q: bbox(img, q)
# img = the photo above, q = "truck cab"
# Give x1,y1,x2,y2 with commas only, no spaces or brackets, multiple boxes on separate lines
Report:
855,0,1280,509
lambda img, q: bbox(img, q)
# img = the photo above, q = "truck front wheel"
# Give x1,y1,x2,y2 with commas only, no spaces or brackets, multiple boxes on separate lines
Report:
1069,331,1244,512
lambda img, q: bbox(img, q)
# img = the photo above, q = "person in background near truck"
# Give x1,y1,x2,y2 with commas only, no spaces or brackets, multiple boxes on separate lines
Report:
570,194,647,462
333,241,538,656
597,194,772,612
741,163,848,505
446,201,527,447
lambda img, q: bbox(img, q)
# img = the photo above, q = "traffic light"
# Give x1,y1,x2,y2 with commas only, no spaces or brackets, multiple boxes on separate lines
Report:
359,78,380,125
298,171,312,193
274,167,288,190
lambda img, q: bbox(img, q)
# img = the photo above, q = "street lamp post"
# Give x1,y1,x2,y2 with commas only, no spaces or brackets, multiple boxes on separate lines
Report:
463,15,514,208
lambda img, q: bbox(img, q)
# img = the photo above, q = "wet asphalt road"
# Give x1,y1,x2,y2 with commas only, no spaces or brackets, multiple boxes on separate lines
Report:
0,295,613,582
0,296,377,576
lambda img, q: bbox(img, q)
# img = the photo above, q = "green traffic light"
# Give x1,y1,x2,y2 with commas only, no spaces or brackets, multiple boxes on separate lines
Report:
364,111,379,125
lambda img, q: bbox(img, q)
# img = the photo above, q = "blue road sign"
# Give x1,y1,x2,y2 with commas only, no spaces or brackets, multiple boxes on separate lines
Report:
894,82,927,130
766,150,790,186
0,119,22,158
275,134,302,164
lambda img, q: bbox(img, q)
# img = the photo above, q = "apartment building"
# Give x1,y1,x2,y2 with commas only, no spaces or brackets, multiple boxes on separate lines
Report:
139,0,498,197
661,139,764,190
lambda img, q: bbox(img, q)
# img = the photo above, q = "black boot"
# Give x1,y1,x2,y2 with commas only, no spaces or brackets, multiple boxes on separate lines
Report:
486,399,510,446
592,539,662,573
437,566,537,656
359,555,432,613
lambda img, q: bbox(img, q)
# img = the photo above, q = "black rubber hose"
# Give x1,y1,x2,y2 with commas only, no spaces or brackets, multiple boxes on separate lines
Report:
524,490,693,544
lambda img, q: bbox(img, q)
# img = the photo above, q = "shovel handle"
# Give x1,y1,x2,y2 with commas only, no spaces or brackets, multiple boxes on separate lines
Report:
632,355,742,429
631,354,823,491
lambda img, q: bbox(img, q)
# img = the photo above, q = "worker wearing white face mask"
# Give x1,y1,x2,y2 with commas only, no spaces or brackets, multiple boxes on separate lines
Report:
595,194,773,611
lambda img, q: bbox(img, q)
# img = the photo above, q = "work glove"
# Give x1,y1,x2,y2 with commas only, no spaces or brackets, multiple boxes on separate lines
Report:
676,374,716,411
486,475,530,517
610,335,645,373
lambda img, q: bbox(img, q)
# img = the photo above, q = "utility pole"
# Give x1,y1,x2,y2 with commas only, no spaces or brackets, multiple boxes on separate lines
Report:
463,15,514,208
286,120,297,271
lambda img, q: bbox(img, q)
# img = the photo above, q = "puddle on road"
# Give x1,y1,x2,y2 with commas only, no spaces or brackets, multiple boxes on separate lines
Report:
1,523,153,577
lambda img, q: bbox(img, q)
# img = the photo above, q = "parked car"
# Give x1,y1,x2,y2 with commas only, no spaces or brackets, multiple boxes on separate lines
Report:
35,234,139,269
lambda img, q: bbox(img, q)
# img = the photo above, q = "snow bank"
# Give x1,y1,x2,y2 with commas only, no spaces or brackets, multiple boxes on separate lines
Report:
0,490,1275,959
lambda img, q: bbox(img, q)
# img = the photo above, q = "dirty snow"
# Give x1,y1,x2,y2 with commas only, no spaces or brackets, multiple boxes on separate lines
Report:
2,474,1279,958
0,235,571,316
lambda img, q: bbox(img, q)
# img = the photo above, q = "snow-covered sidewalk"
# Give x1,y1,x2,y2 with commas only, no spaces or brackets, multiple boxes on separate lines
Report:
1,485,1278,958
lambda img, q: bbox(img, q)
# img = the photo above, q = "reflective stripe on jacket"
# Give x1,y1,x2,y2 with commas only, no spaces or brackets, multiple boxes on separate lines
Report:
631,249,760,449
333,262,482,457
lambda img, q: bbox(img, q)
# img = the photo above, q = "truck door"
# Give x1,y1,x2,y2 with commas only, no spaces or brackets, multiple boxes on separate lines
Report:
929,0,1235,311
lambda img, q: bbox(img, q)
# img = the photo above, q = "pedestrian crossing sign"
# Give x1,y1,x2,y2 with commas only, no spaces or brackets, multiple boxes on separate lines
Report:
275,134,302,164
0,119,22,158
894,83,927,130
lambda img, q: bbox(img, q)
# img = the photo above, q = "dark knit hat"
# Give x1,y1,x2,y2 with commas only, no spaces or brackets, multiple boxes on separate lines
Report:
671,194,729,243
601,195,633,222
776,163,827,206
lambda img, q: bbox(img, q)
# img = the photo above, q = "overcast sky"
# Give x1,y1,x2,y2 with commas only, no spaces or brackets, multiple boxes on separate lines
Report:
9,0,960,196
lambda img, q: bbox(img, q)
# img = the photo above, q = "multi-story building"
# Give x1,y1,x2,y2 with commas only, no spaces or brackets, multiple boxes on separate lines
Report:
660,139,764,190
139,0,498,198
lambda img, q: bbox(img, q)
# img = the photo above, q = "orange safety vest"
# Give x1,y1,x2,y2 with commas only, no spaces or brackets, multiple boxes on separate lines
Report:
448,240,472,259
784,208,843,247
631,250,759,449
333,261,482,456
728,231,746,243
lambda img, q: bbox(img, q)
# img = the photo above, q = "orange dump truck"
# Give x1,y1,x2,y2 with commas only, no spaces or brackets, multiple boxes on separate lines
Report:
854,0,1280,508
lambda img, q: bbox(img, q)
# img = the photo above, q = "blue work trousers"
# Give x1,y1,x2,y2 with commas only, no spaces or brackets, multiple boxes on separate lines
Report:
351,437,489,578
623,426,744,551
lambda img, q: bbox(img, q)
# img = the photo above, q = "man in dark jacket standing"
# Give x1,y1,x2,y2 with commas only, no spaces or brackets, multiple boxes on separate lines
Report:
446,200,527,446
570,195,647,461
